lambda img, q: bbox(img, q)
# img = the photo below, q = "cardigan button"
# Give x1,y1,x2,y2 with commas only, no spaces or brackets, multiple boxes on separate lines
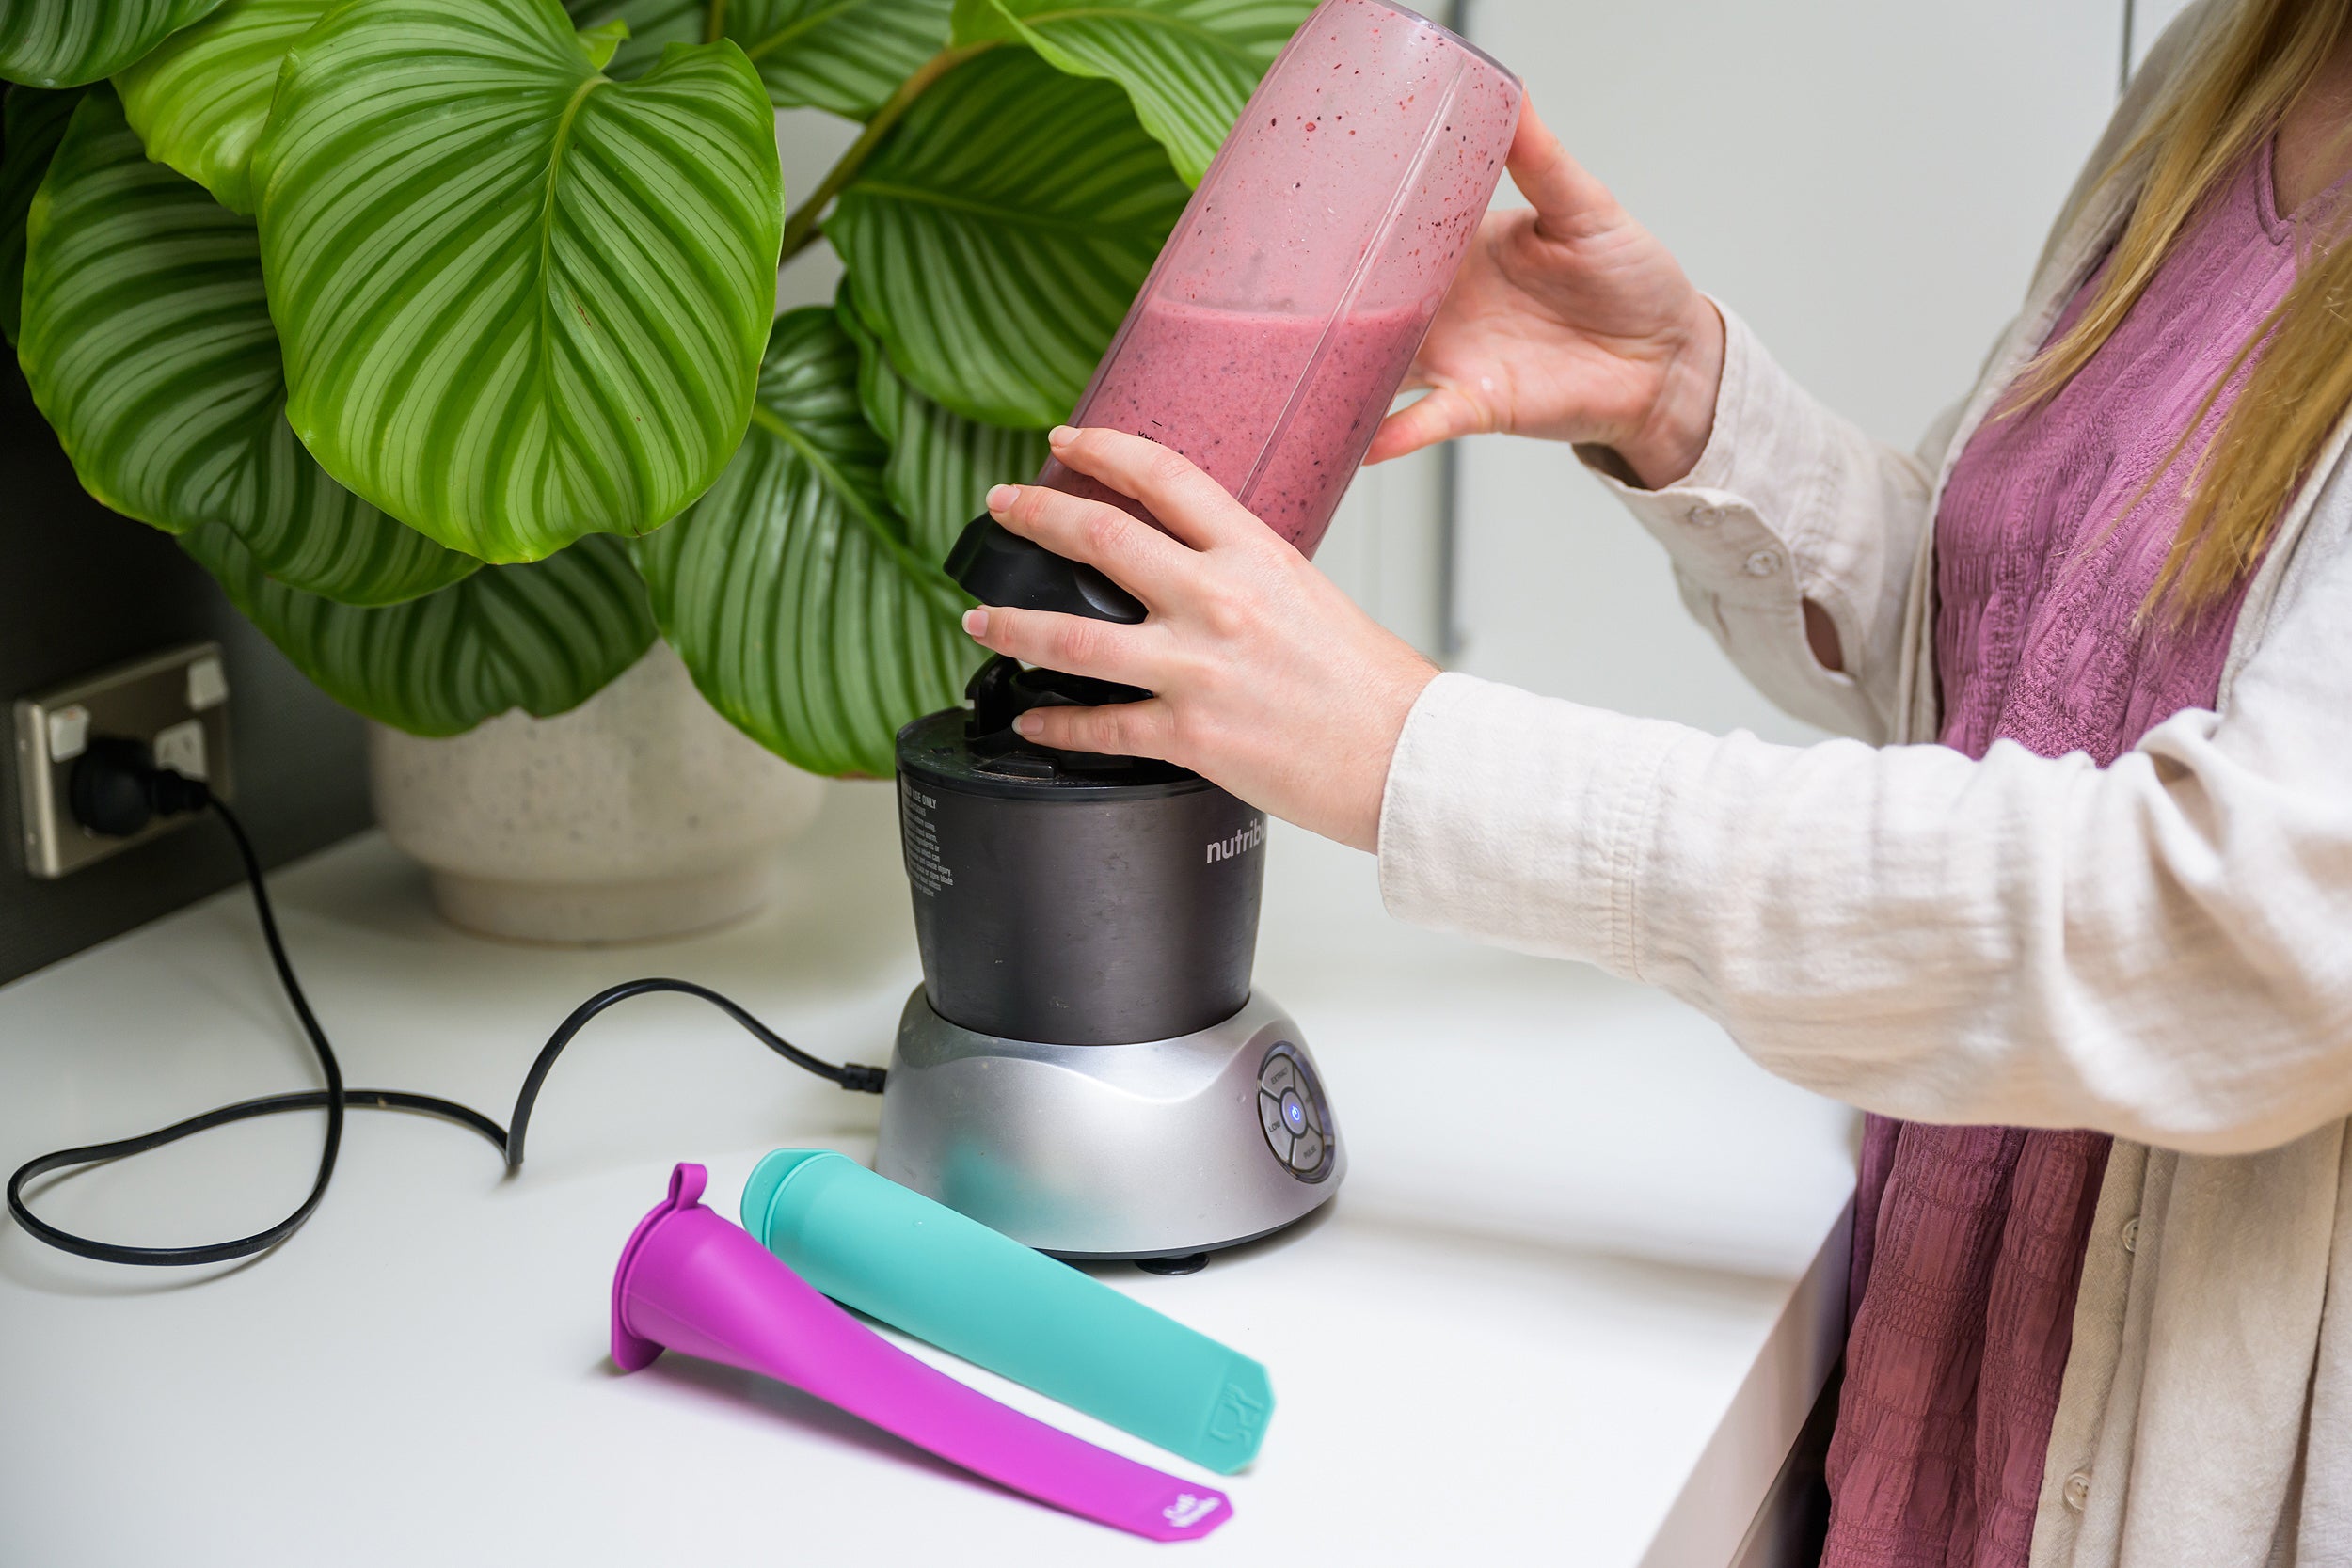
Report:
2063,1471,2092,1512
1742,548,1781,578
2122,1216,2139,1254
1684,502,1724,527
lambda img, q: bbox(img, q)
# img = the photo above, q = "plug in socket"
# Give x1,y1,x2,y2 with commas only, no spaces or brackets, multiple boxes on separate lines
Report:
13,642,235,879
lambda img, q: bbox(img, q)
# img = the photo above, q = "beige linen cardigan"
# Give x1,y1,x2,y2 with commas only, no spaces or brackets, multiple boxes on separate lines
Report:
1375,7,2352,1564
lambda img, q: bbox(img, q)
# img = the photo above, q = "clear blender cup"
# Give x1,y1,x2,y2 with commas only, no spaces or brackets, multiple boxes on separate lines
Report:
947,0,1523,623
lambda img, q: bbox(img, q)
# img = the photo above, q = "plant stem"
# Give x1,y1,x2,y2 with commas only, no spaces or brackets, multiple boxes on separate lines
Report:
705,0,728,45
777,41,997,264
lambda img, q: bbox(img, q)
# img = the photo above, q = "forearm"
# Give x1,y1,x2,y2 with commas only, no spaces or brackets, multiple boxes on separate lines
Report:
1378,673,2352,1155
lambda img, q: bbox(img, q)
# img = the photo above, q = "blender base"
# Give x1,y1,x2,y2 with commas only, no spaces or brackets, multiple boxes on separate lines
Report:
874,989,1344,1260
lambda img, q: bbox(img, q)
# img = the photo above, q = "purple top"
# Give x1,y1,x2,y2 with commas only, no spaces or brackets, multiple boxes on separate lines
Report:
1820,143,2314,1566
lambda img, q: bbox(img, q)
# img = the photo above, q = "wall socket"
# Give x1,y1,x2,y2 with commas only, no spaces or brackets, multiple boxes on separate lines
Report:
13,641,235,879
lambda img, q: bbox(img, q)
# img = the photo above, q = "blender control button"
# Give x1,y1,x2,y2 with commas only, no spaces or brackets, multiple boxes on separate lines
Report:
1279,1089,1308,1136
1290,1126,1326,1174
1259,1054,1298,1099
1259,1092,1292,1155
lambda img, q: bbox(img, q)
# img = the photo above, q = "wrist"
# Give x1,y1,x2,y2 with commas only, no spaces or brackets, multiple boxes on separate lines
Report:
1351,657,1439,855
1613,295,1725,490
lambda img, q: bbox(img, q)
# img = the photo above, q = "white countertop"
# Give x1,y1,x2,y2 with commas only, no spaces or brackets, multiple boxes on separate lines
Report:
0,782,1855,1567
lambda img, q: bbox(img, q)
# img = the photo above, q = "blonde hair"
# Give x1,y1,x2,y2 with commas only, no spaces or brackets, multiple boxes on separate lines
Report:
2008,0,2352,617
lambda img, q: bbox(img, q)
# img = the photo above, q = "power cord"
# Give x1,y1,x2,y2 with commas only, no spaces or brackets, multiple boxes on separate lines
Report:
7,736,887,1268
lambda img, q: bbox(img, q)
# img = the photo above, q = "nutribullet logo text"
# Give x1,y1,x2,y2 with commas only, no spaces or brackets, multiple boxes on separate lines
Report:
1205,818,1266,863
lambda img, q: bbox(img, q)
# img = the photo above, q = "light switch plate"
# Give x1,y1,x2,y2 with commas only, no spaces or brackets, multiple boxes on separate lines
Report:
13,642,236,879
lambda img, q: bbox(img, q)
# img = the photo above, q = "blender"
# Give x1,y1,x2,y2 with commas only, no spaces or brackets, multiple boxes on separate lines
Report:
877,0,1521,1266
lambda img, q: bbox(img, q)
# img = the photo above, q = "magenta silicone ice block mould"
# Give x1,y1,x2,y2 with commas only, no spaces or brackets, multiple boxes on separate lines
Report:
609,1164,1233,1543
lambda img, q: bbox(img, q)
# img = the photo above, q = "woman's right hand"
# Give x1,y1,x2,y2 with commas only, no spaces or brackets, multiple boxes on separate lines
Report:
1367,101,1724,490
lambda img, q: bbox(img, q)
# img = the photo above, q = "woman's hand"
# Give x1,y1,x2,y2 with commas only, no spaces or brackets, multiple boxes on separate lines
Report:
1367,100,1724,489
961,427,1438,853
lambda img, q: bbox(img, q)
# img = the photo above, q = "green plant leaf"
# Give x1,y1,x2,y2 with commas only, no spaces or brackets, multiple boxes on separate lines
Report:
0,0,225,88
563,0,700,80
826,47,1185,428
253,0,784,563
113,0,327,214
0,82,84,342
951,0,1308,183
19,90,474,605
183,524,655,735
636,307,979,777
725,0,954,117
840,293,1046,561
574,15,629,68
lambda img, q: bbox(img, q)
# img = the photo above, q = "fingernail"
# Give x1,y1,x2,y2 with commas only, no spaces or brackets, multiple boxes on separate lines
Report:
1013,713,1043,736
961,608,988,638
986,483,1018,514
1048,425,1077,446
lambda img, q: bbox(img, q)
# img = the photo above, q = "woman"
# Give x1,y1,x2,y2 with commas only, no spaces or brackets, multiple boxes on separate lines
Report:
961,0,2352,1563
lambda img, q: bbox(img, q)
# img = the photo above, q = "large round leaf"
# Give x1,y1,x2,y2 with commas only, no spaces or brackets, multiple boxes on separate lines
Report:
0,82,82,342
0,0,223,88
950,0,1308,184
117,2,626,213
637,307,978,777
726,0,954,117
826,46,1186,428
840,295,1046,562
19,91,473,605
184,524,655,735
114,0,329,214
251,0,784,564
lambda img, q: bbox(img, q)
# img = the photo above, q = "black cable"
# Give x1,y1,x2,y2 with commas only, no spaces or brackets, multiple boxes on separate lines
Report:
7,769,885,1269
503,978,887,1170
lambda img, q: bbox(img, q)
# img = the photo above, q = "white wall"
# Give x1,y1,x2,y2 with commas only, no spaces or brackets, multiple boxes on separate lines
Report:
775,108,859,312
1447,0,2122,741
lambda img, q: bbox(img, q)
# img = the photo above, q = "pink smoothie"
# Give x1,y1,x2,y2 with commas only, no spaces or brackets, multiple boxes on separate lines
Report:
1038,299,1430,557
1029,0,1520,562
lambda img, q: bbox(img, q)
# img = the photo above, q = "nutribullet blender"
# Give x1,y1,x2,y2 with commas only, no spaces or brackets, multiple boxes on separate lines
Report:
876,0,1521,1265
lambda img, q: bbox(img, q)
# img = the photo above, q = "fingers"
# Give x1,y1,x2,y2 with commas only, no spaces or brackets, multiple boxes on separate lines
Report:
962,603,1152,688
1011,696,1178,760
1043,426,1261,549
1366,386,1491,465
1507,99,1616,241
984,478,1190,594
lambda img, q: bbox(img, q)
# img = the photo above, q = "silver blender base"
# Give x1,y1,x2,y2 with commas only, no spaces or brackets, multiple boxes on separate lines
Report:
874,989,1344,1260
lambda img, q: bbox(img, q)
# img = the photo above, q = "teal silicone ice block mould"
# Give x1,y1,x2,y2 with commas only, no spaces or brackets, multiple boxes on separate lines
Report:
740,1149,1274,1473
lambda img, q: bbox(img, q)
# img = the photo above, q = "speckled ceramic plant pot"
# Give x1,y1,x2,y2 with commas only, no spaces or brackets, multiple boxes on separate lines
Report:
368,642,825,943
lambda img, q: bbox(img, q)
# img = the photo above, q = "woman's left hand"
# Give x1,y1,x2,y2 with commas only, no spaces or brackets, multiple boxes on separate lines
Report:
961,425,1438,852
